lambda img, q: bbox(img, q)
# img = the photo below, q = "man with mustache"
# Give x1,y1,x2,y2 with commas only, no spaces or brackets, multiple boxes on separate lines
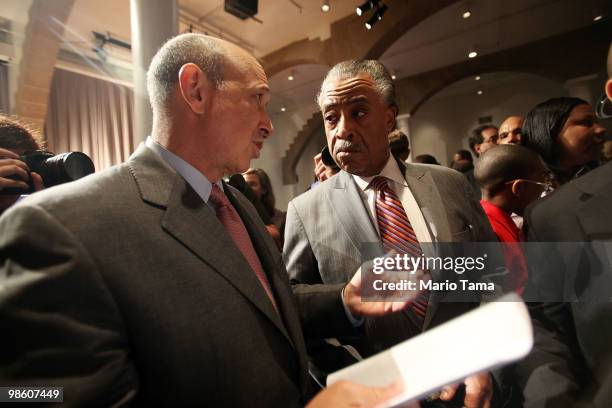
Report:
283,60,499,408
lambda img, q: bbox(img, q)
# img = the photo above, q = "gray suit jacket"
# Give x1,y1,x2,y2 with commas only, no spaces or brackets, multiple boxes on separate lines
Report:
0,144,309,407
283,160,497,355
518,161,612,408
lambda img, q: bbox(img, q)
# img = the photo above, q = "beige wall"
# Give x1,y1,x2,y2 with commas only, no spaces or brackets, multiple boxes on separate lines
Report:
408,73,568,166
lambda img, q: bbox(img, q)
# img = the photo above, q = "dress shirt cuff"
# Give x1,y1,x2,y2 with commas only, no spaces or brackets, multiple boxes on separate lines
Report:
341,286,365,327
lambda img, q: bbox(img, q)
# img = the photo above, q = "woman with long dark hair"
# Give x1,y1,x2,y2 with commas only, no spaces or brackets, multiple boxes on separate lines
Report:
522,97,606,185
243,168,286,247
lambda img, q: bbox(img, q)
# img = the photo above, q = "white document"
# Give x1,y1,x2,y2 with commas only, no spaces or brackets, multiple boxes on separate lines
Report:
327,293,533,407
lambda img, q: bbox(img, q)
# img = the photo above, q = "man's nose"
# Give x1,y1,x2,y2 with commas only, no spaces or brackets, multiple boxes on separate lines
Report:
335,114,354,140
260,111,273,138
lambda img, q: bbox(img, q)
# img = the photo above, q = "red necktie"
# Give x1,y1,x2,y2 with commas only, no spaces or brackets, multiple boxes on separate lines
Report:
210,184,278,311
371,176,429,326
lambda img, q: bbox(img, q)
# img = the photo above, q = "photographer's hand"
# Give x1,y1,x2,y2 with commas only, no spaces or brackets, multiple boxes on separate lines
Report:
31,171,45,191
0,148,30,192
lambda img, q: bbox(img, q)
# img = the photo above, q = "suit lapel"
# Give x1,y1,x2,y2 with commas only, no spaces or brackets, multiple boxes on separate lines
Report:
575,163,612,240
129,144,292,345
225,185,309,391
401,162,453,243
326,171,381,255
576,188,612,240
400,162,453,328
224,185,297,346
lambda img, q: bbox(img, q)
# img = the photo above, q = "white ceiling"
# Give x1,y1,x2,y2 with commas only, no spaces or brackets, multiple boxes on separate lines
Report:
179,0,361,57
1,0,605,116
379,0,599,80
57,0,361,62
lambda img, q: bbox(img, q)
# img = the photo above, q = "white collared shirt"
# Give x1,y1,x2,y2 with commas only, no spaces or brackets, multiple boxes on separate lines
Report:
351,154,434,243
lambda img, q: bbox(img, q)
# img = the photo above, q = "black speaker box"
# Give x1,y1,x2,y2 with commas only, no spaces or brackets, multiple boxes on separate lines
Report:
224,0,258,20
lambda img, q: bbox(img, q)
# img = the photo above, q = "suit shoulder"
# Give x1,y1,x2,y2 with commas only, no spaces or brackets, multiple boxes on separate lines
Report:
288,179,330,212
523,182,583,239
417,163,465,180
13,163,134,215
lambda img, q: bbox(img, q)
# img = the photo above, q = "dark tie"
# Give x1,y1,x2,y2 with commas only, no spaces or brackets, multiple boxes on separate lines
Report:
370,176,429,326
209,184,278,311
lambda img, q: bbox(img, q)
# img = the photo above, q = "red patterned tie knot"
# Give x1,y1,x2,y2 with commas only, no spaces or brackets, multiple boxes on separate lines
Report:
369,176,389,192
210,183,231,209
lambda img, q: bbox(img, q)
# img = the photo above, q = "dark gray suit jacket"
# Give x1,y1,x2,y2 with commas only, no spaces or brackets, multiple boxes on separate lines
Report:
518,161,612,408
283,161,497,357
0,144,309,407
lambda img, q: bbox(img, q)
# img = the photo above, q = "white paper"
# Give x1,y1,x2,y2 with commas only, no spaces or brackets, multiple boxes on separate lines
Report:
327,293,533,407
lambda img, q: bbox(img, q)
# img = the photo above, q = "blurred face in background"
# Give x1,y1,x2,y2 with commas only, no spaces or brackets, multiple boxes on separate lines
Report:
499,116,524,145
557,104,606,169
243,172,262,198
476,127,499,155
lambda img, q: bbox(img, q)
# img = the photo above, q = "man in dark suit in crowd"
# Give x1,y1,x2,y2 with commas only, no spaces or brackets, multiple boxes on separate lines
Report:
0,34,403,407
283,59,499,408
517,41,612,407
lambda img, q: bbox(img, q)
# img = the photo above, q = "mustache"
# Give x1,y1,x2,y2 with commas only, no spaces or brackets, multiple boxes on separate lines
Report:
334,140,360,154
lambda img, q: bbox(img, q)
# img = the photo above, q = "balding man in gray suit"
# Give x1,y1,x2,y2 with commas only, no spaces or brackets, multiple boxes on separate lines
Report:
283,60,499,408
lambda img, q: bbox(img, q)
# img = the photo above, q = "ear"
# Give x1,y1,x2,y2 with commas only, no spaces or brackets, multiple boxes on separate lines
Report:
385,105,399,133
178,63,212,115
475,144,483,155
605,79,612,103
510,180,523,196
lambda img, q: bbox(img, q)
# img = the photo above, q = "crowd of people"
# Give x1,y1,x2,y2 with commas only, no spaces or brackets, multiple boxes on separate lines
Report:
0,32,610,408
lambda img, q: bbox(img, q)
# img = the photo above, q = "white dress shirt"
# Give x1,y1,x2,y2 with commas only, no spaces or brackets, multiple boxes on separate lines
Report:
352,154,434,243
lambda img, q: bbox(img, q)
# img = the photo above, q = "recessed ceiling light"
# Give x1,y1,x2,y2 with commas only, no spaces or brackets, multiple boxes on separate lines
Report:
462,10,471,19
288,70,295,81
468,50,478,59
475,75,481,81
281,107,286,112
593,15,603,21
477,90,483,95
321,1,330,12
391,74,397,80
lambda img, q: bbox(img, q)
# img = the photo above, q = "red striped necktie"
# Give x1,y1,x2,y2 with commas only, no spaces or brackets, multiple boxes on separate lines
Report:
370,176,429,326
210,184,278,312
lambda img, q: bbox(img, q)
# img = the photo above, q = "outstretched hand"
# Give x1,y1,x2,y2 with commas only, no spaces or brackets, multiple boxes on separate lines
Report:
343,255,428,317
439,372,492,408
306,380,415,408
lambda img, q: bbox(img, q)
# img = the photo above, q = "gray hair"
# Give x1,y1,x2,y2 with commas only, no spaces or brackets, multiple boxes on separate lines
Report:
317,60,397,109
147,33,225,112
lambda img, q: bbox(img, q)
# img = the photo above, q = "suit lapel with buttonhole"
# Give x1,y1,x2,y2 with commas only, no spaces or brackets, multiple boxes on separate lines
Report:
130,144,307,373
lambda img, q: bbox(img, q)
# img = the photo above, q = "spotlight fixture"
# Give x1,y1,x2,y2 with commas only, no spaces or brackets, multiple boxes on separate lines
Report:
365,3,387,30
390,69,397,80
477,90,483,95
321,0,330,12
593,14,603,21
281,107,286,112
462,10,471,19
288,70,295,81
468,47,478,58
356,0,375,16
475,75,481,81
